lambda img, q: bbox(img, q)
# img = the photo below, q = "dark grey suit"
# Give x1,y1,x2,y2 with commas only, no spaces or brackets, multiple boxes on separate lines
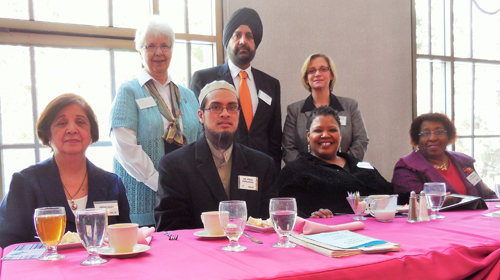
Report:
282,93,369,164
0,157,131,248
154,136,277,231
191,63,282,172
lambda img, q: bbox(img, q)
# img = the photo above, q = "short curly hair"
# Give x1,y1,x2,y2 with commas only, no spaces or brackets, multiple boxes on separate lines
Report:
306,105,341,132
134,15,175,51
37,93,99,148
409,113,456,146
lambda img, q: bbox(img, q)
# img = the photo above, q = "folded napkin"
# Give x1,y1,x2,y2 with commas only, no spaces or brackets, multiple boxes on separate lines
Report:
137,227,155,245
293,217,365,235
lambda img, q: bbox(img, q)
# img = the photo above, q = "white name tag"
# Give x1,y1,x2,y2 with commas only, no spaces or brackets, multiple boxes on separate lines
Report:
258,90,272,106
238,175,258,191
466,171,481,186
357,162,374,169
93,201,119,216
136,97,156,109
339,116,347,126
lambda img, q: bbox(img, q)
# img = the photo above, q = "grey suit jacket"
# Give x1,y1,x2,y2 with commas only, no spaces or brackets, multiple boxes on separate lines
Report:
282,93,369,164
191,62,282,172
154,136,278,231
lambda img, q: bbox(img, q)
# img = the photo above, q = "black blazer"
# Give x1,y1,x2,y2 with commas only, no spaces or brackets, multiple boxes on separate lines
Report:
155,136,278,231
0,157,131,248
191,63,282,172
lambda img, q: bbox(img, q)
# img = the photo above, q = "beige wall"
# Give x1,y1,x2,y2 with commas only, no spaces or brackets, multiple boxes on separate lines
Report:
222,0,414,180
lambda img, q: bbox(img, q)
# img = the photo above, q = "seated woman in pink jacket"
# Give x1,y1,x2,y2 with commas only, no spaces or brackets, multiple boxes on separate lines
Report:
392,113,495,199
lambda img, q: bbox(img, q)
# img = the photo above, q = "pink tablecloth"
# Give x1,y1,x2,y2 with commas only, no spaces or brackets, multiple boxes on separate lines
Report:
2,203,500,280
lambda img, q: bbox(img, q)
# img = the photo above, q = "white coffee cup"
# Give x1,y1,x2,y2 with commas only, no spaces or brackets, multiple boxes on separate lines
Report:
107,223,138,253
201,211,224,235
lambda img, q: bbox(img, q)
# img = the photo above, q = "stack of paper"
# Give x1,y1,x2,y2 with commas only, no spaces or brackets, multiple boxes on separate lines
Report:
290,230,400,258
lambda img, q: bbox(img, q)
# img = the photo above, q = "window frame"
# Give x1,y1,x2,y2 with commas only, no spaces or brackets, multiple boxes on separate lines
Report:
0,0,223,199
412,0,500,185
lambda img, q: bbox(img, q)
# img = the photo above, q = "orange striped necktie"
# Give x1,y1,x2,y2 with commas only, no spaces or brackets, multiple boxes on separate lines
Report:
239,71,253,130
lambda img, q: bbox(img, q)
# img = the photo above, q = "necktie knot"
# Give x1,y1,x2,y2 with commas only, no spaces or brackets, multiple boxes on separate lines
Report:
239,71,248,79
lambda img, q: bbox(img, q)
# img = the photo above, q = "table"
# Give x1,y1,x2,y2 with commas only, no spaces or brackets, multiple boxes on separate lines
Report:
2,203,500,280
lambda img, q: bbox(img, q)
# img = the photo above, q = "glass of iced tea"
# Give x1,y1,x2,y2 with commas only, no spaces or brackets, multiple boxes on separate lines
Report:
34,207,66,261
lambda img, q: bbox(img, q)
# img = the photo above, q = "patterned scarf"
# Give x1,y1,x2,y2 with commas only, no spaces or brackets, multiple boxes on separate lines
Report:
143,80,185,146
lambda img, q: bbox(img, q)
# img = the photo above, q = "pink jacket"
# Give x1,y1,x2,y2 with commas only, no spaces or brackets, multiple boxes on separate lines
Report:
391,150,495,199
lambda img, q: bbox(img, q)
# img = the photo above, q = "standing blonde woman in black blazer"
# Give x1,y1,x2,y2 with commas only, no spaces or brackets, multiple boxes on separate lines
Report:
282,53,369,164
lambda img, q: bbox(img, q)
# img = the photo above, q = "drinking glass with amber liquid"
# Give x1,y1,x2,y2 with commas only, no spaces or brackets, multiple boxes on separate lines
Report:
34,207,66,261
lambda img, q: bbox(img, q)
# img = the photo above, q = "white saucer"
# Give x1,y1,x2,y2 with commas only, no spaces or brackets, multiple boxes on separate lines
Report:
193,230,226,238
58,241,84,250
98,244,150,256
396,205,409,213
246,224,275,233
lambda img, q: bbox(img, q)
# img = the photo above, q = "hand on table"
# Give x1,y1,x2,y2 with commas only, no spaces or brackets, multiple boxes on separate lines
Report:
310,208,333,219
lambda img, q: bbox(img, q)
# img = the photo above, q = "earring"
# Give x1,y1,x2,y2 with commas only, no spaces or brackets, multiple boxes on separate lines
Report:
308,143,311,153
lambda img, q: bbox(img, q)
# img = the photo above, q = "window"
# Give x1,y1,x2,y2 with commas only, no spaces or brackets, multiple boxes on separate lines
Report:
0,0,222,199
413,0,500,187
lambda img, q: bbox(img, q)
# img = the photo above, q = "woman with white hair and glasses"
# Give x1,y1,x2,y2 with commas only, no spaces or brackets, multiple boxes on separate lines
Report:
282,53,369,164
110,15,202,226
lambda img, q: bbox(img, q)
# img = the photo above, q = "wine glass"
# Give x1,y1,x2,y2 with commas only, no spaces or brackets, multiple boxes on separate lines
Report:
269,197,297,248
424,182,447,219
76,208,108,266
34,207,66,261
494,176,500,205
219,200,247,252
346,195,368,220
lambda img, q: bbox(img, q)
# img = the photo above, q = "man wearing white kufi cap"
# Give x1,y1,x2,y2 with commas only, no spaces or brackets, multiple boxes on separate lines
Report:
155,80,278,231
190,8,282,174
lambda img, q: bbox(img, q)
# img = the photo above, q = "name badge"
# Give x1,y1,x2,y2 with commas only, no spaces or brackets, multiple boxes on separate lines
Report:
136,97,156,109
258,90,272,106
466,171,481,186
238,175,258,191
339,116,347,126
357,162,374,169
94,201,119,216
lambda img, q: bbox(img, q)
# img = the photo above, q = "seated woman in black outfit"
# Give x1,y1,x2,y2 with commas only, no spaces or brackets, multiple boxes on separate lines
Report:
0,94,131,248
277,106,393,218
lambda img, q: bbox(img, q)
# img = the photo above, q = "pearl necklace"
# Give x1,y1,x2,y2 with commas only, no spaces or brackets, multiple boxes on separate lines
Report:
61,170,88,210
433,158,448,171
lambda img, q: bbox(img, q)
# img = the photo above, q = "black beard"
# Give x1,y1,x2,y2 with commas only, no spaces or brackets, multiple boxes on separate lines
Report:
228,45,255,67
205,128,234,150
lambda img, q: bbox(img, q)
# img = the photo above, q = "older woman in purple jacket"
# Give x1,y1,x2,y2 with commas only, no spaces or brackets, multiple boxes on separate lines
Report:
392,113,495,199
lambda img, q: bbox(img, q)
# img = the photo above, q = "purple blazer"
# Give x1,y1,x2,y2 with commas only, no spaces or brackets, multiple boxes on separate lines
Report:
392,150,495,199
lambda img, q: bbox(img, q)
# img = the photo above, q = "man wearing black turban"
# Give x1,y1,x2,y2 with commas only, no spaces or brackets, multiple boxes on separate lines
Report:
190,7,282,173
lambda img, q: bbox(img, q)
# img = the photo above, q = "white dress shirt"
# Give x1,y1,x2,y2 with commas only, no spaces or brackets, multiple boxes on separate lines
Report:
228,60,258,115
110,69,183,192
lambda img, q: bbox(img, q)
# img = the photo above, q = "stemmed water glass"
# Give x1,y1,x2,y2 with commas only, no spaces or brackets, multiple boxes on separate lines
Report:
76,208,108,266
494,176,500,205
424,182,447,219
219,200,247,252
34,207,66,261
346,194,368,220
269,197,297,248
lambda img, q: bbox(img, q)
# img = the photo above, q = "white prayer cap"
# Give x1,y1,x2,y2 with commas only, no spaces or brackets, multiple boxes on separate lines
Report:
198,80,239,105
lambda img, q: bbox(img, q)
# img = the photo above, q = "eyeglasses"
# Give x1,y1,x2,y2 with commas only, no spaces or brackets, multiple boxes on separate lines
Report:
202,106,240,114
419,129,447,138
306,67,331,75
142,44,171,53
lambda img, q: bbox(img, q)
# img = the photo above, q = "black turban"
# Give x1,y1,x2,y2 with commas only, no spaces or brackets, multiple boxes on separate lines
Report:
223,7,263,49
